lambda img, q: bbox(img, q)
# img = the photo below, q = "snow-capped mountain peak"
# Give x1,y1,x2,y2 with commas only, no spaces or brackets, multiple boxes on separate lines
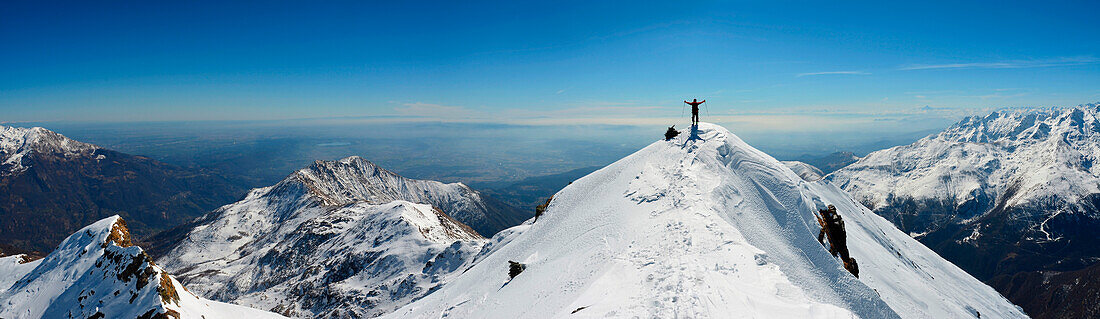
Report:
0,125,99,174
0,216,283,319
292,155,465,206
828,104,1100,315
387,123,1024,319
938,103,1100,145
157,157,495,317
272,155,523,236
830,103,1100,224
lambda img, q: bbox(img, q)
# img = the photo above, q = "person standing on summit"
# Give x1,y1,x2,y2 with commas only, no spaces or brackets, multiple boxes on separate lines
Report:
685,99,705,126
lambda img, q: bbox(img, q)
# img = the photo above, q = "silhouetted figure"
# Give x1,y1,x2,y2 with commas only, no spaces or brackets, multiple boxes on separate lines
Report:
664,125,680,141
817,204,859,277
508,261,526,279
684,99,705,126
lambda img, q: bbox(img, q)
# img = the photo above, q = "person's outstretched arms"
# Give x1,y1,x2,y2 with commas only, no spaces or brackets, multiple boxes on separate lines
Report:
684,101,689,104
701,100,706,103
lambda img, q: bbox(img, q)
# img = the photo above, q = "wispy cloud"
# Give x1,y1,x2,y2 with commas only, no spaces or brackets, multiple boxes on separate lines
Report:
899,57,1098,70
366,100,1007,134
969,92,1028,100
796,71,870,77
394,102,482,119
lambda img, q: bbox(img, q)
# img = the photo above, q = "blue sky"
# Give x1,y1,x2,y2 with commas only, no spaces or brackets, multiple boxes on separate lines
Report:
2,0,1099,133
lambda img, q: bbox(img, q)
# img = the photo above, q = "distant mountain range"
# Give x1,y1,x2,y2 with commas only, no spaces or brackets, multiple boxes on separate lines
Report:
792,151,861,174
0,125,247,253
474,166,602,211
152,156,527,317
829,103,1100,319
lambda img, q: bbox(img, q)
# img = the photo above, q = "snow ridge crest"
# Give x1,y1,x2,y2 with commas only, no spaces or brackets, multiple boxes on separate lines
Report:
0,216,284,319
939,103,1100,144
387,122,1025,319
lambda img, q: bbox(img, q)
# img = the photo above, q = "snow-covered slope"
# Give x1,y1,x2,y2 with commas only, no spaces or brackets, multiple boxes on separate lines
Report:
278,156,524,236
828,104,1100,317
830,104,1100,221
387,123,1024,319
0,255,40,296
159,158,490,318
828,105,1100,271
0,216,283,319
0,125,98,175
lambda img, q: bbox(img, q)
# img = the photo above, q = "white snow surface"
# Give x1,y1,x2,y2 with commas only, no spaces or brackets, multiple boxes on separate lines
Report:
0,255,40,296
387,123,1024,319
0,216,284,319
282,155,513,236
830,104,1100,215
0,125,98,175
161,163,487,318
783,160,825,182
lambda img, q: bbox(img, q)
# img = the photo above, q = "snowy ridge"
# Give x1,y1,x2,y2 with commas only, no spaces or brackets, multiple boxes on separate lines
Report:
0,216,283,319
0,125,99,175
160,159,488,318
0,255,40,296
289,155,521,236
388,123,1024,319
827,104,1100,316
830,103,1100,216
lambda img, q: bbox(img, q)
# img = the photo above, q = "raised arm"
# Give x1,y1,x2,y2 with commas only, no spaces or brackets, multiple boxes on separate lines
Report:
701,100,706,103
684,100,689,104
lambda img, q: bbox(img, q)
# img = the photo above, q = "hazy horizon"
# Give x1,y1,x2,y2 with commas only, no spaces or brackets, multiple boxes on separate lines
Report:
3,0,1099,185
4,1,1098,129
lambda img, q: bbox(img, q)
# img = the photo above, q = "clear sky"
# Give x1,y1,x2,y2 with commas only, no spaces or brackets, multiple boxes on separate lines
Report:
2,0,1099,132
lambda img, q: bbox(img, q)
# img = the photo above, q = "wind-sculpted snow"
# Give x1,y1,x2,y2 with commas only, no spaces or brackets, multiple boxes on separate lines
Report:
0,216,283,319
0,125,98,175
388,123,1024,318
161,167,487,318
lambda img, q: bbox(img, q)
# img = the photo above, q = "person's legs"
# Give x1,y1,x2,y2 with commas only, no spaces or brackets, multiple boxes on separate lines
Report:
837,237,850,261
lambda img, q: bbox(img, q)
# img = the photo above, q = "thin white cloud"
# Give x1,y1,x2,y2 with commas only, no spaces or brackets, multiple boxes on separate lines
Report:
899,57,1098,70
370,100,1000,133
395,102,481,119
970,92,1028,100
796,71,870,77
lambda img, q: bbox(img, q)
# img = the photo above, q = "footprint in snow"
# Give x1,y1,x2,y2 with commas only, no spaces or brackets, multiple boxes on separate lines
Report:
754,253,768,265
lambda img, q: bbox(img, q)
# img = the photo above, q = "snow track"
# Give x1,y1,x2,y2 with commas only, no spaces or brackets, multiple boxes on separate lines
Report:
388,123,1025,318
